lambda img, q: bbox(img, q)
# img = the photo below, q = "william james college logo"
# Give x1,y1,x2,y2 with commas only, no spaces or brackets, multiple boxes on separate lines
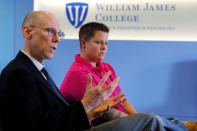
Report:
66,2,88,28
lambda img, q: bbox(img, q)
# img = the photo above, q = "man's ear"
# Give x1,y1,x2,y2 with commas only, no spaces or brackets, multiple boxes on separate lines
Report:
22,26,32,39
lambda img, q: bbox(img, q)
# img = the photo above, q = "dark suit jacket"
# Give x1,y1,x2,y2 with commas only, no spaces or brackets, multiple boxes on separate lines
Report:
0,51,90,131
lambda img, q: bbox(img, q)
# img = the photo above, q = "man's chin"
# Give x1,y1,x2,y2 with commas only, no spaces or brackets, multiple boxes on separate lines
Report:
46,55,54,60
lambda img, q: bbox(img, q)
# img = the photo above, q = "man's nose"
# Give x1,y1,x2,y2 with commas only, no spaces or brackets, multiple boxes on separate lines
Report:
52,33,60,43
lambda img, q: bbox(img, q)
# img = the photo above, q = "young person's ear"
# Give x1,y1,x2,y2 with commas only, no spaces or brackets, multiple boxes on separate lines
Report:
80,38,87,49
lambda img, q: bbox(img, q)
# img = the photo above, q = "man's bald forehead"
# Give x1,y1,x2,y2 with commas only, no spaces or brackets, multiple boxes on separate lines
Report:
22,11,54,27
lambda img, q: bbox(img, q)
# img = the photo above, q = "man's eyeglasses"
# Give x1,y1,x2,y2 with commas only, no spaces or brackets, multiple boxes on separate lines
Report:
29,25,65,39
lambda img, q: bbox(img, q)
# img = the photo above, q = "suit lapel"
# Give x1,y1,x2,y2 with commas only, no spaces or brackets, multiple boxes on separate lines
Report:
39,74,69,105
16,51,69,105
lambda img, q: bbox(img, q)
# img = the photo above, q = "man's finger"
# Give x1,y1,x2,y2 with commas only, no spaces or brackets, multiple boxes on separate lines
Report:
101,82,119,101
111,93,125,101
111,98,127,108
97,71,111,91
107,104,111,111
87,73,92,89
109,95,127,109
101,77,119,93
114,93,125,98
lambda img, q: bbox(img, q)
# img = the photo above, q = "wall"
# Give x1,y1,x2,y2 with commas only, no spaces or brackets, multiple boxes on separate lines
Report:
0,0,15,71
48,40,197,121
1,0,197,121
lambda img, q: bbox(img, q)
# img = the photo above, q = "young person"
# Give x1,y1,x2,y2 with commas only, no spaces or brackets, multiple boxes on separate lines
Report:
60,22,136,123
59,22,187,131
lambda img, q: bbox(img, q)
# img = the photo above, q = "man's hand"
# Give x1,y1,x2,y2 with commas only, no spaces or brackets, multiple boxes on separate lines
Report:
86,93,126,120
81,71,126,119
81,71,119,111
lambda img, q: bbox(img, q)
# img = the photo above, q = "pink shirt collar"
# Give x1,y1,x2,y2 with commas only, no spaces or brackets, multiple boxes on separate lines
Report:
75,54,103,72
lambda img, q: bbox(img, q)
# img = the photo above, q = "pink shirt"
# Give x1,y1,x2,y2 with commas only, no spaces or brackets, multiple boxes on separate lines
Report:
60,54,125,112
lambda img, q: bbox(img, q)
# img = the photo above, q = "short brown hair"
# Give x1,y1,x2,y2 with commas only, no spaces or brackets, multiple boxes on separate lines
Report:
79,22,109,43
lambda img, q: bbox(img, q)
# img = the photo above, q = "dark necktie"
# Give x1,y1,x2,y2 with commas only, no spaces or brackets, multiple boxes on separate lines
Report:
41,67,69,105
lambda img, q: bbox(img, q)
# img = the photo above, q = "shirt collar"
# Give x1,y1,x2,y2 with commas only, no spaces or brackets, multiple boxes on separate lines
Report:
75,54,103,71
21,49,44,71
